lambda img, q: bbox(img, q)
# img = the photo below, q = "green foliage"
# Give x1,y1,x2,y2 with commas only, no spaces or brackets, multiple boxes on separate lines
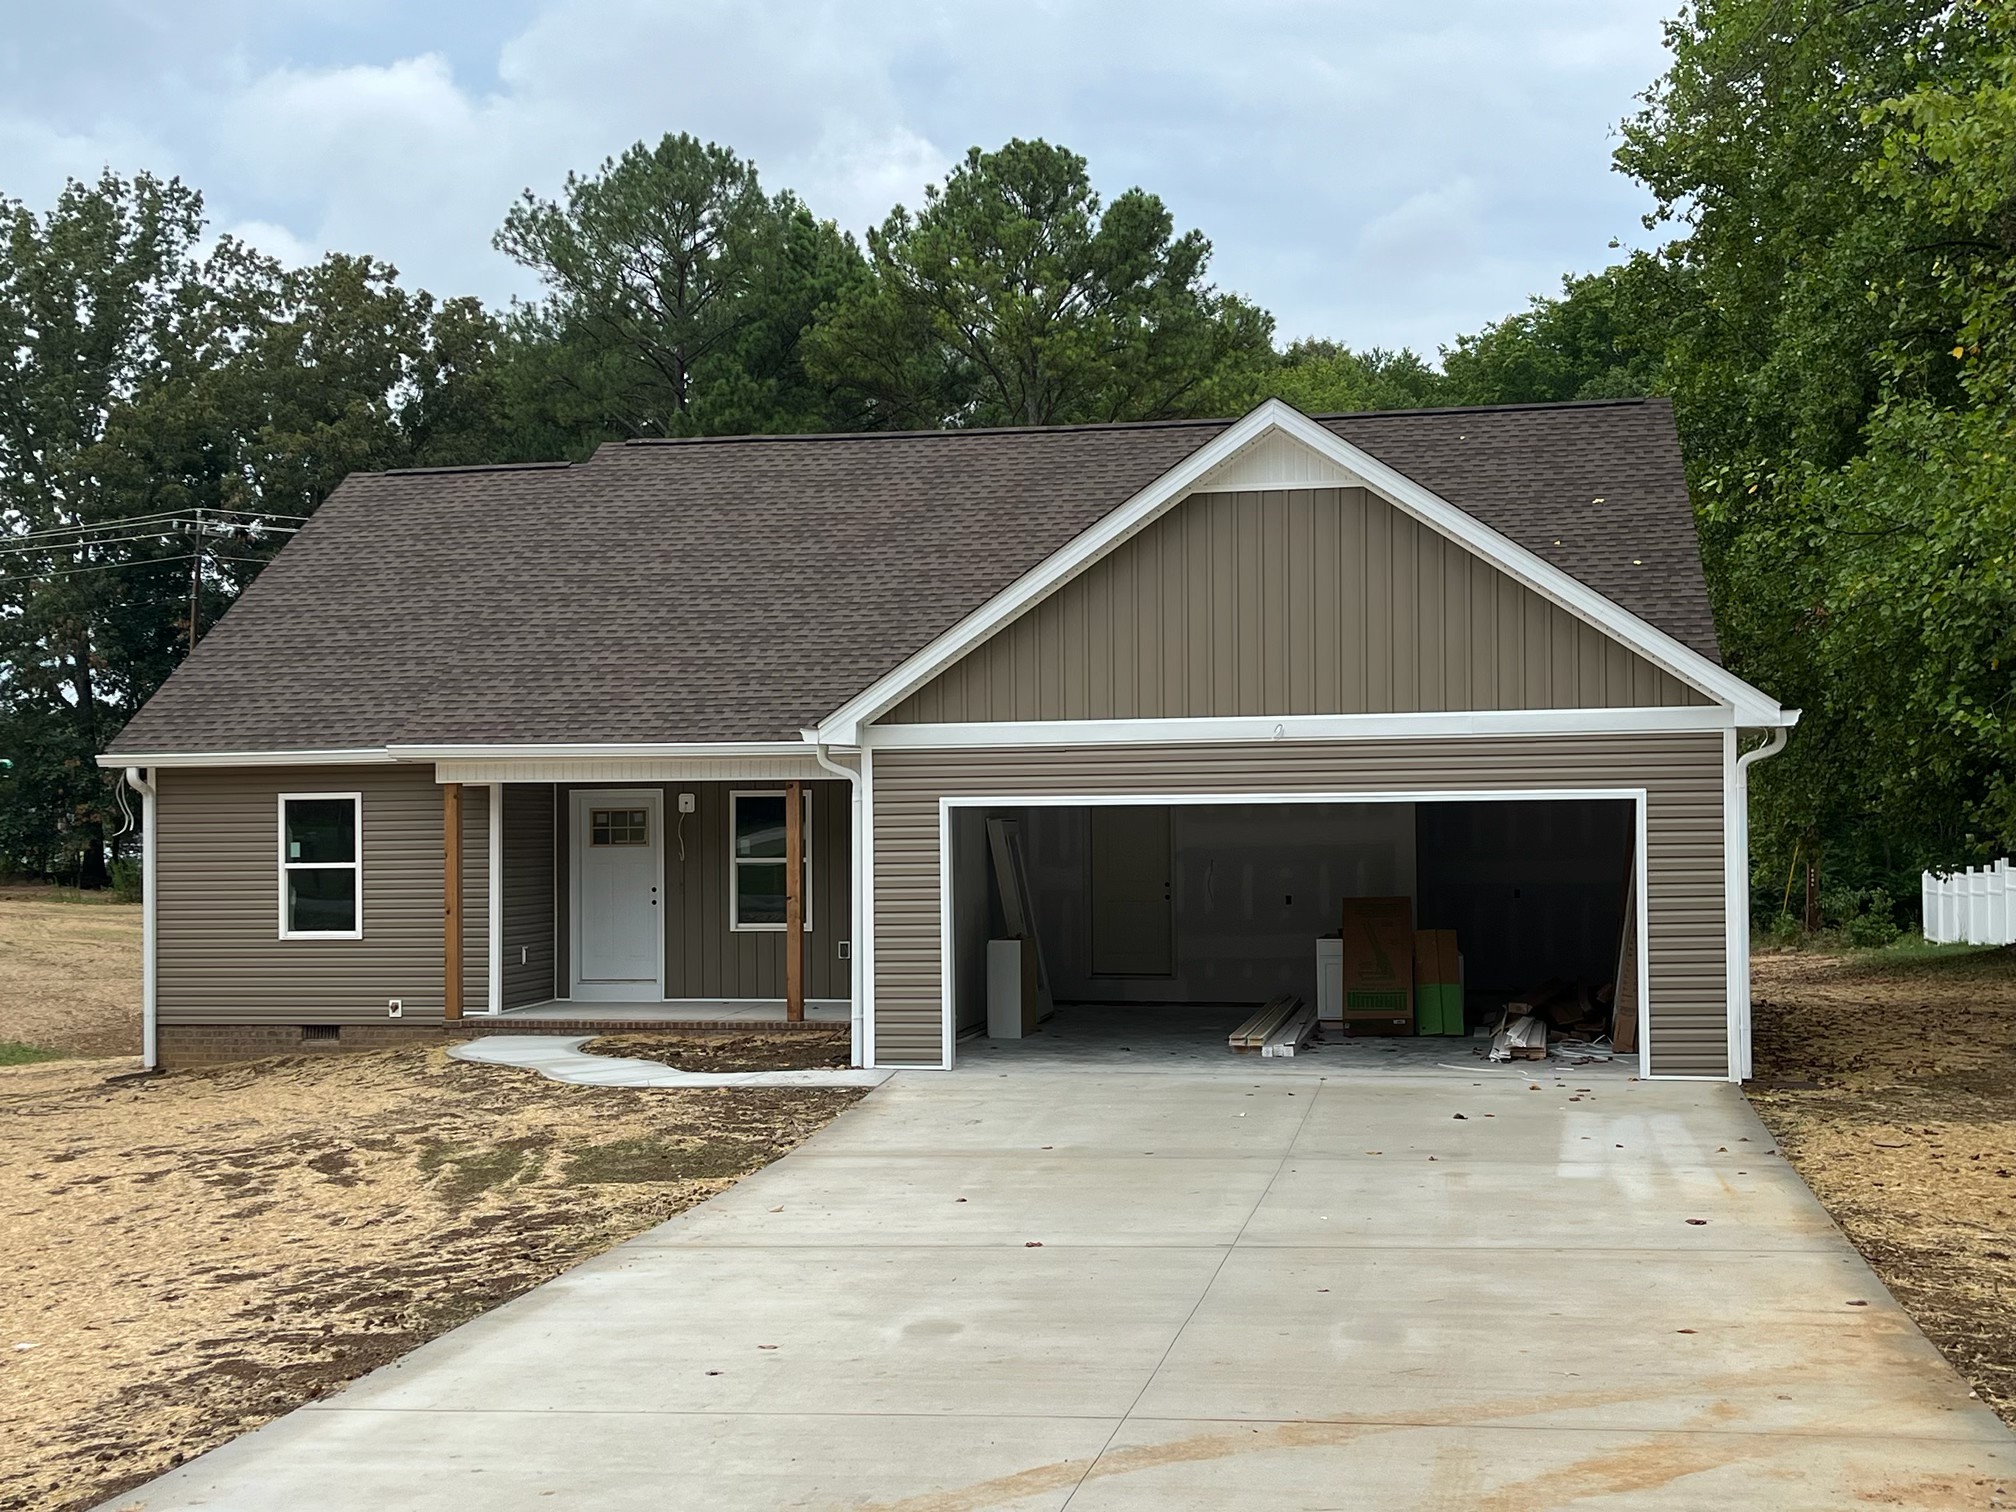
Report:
1239,340,1447,414
1441,264,1673,405
0,173,524,877
0,1041,63,1066
495,134,865,444
1436,1,2016,921
804,139,1274,428
109,856,141,902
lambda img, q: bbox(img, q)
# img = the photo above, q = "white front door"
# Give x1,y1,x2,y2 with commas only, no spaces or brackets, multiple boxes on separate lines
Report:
571,790,664,1001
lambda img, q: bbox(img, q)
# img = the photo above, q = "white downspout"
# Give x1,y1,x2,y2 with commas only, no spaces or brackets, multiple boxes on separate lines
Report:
1729,724,1792,1079
123,767,159,1070
810,741,864,1068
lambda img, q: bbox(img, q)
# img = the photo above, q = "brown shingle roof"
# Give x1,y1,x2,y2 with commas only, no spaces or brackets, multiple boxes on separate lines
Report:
108,398,1721,754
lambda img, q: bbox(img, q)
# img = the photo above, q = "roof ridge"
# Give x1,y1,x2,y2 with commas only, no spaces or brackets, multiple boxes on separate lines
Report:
1317,397,1658,422
607,415,1235,452
375,460,575,478
603,397,1661,454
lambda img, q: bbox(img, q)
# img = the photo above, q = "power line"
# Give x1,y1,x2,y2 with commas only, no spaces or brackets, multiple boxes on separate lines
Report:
0,552,202,587
0,523,300,559
0,506,309,543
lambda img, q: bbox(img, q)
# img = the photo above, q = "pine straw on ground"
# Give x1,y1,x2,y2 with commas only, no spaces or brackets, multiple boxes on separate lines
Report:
0,889,140,1060
1748,944,2016,1430
0,1046,862,1512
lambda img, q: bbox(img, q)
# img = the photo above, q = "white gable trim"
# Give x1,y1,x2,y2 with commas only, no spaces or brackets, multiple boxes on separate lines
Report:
815,400,1789,742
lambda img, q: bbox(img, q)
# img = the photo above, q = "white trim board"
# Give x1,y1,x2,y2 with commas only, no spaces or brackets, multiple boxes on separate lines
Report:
928,787,1658,1080
865,706,1743,750
818,399,1792,742
98,741,819,772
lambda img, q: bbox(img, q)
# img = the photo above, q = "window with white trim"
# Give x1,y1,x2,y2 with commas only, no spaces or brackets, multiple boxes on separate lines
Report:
279,793,363,939
729,790,811,931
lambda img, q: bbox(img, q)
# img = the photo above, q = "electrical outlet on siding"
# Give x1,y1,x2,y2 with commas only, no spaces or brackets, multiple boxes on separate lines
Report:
387,999,403,1018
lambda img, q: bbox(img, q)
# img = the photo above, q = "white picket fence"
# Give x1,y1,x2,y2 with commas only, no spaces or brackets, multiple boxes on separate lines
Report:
1922,858,2016,945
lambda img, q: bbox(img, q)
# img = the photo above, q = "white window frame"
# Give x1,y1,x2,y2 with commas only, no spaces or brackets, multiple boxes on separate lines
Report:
728,788,812,933
277,791,364,940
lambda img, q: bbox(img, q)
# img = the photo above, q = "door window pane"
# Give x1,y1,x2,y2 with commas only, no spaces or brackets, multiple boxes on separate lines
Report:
590,808,649,846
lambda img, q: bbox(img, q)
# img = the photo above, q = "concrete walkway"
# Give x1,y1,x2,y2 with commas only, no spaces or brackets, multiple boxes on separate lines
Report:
447,1034,892,1088
102,1065,2014,1510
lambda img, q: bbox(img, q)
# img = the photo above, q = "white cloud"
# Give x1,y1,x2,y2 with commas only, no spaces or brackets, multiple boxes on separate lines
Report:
0,0,1674,351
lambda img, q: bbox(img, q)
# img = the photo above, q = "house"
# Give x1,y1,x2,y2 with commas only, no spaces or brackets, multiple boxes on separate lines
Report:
101,398,1796,1078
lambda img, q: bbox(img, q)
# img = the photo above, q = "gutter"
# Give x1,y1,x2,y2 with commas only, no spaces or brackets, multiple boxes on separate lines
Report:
122,767,159,1070
1729,721,1795,1079
807,737,866,1069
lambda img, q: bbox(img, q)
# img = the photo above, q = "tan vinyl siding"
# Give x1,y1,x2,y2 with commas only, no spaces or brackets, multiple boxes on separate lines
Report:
499,783,555,1008
552,780,851,1000
157,764,473,1023
885,488,1709,723
869,733,1727,1076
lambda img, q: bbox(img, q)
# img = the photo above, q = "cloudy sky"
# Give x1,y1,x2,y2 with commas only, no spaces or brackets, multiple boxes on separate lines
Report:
0,0,1676,355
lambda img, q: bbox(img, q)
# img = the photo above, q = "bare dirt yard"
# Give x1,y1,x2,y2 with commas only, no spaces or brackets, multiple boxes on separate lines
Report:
588,1027,852,1072
1749,942,2016,1430
0,887,141,1061
1,1032,862,1512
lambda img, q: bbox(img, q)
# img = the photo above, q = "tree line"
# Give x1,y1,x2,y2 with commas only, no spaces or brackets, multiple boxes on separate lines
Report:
3,0,2010,934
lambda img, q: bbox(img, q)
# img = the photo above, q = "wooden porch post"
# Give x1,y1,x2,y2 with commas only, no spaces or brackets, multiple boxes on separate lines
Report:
785,779,804,1023
444,781,463,1022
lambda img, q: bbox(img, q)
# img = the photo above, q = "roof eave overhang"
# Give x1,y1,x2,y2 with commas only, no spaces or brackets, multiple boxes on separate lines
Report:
99,740,818,770
812,398,1788,742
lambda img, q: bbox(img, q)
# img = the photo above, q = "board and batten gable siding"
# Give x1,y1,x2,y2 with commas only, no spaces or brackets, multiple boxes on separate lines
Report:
884,487,1709,724
499,784,556,1009
550,779,851,1000
155,764,484,1023
868,733,1727,1076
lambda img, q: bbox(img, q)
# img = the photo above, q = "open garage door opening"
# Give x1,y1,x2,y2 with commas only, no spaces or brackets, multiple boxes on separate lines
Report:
942,795,1645,1074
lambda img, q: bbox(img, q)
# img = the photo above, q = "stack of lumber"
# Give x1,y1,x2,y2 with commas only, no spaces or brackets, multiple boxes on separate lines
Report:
1489,1014,1548,1062
1228,995,1315,1056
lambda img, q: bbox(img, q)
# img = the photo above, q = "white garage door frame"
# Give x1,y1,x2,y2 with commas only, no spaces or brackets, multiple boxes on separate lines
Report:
932,787,1652,1078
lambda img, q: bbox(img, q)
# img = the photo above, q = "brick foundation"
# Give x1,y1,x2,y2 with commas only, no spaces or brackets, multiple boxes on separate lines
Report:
157,1016,845,1068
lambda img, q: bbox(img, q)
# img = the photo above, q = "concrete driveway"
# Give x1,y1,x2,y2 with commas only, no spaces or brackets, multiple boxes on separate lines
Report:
106,1061,2014,1510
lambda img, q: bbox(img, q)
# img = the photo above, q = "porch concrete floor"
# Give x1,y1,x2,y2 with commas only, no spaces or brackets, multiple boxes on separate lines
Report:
98,1062,2013,1510
500,998,850,1024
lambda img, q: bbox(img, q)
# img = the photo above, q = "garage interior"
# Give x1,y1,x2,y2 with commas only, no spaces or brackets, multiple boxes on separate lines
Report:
946,798,1639,1068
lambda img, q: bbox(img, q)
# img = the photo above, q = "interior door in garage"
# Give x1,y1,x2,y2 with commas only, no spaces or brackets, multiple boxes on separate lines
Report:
1090,805,1173,976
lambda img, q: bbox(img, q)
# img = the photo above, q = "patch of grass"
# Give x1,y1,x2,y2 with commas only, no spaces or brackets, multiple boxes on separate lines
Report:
565,1136,754,1184
0,1039,64,1065
416,1135,551,1204
1838,939,2016,980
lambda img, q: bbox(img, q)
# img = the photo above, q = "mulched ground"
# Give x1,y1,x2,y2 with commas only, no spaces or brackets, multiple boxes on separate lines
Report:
0,1045,863,1512
586,1029,853,1072
1748,943,2016,1429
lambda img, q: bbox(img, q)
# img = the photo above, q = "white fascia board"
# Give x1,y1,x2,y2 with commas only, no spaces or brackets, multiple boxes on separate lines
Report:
816,398,1787,739
864,705,1738,751
95,747,390,769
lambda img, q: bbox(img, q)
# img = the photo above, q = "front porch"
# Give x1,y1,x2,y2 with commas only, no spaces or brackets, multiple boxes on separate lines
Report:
441,770,858,1047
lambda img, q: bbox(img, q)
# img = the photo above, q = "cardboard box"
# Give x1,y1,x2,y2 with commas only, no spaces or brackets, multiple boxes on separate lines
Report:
1341,897,1414,1033
1413,929,1465,1036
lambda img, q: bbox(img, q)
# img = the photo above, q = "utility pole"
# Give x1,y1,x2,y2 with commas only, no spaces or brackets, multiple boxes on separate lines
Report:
186,506,203,651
